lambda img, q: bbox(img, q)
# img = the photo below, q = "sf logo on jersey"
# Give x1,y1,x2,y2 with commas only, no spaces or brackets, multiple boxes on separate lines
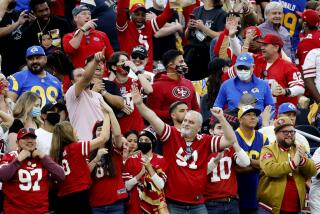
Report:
172,86,191,99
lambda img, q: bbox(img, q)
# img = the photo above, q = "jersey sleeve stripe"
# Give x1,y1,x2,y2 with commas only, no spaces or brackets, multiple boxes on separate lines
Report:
160,124,171,142
116,22,128,32
151,18,160,33
211,136,221,152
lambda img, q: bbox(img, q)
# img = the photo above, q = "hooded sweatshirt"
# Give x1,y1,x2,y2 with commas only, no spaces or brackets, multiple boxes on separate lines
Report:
146,74,200,123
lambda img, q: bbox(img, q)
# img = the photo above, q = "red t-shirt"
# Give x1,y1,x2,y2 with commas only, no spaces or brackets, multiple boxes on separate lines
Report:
0,151,49,214
89,148,128,207
58,141,91,197
159,124,222,204
113,78,145,133
281,176,300,212
63,29,113,68
124,152,168,214
204,147,238,200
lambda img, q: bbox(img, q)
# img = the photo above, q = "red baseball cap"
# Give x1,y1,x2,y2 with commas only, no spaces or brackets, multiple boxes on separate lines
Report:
298,9,320,27
17,128,37,140
244,26,262,38
130,3,147,13
257,34,284,48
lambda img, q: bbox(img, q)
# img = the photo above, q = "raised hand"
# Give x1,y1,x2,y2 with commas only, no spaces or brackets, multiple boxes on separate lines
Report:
95,148,108,162
210,107,224,121
94,47,106,62
131,84,143,106
81,18,98,32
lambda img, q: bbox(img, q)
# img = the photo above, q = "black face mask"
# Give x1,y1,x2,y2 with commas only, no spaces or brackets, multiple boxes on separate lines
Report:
176,64,188,75
8,1,17,10
46,112,60,125
122,64,131,73
138,142,152,154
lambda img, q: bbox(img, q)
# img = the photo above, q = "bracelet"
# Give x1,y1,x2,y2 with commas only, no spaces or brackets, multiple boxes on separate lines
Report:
80,28,86,33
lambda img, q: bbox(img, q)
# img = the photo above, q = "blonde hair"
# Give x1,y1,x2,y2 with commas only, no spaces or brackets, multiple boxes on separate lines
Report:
13,92,42,126
50,121,77,163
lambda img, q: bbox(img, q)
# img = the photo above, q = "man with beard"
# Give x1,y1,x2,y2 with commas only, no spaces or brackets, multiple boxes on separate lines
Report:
7,45,63,106
132,85,237,214
23,0,72,50
169,101,188,129
146,50,199,124
258,117,316,214
0,0,29,76
234,105,269,214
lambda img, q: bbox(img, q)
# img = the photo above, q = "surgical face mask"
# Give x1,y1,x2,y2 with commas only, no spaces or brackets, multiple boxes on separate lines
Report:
136,65,145,71
237,69,252,81
30,107,41,118
116,65,130,76
46,112,60,125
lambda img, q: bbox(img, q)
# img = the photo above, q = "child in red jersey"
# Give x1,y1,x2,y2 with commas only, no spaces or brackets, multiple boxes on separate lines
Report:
0,128,65,214
50,100,111,214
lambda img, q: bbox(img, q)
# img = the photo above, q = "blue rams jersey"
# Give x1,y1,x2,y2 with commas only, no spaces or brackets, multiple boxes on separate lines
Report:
8,70,63,107
236,128,269,209
272,0,307,51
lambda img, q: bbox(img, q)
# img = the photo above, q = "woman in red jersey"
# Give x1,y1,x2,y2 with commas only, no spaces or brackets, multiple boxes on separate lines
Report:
50,100,111,214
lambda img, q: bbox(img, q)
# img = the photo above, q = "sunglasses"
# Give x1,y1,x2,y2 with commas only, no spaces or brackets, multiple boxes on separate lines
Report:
131,53,146,60
20,128,36,134
236,65,250,70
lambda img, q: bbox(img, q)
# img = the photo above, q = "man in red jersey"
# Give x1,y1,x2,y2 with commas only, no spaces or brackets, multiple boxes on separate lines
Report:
205,117,250,214
255,34,304,110
132,85,237,214
63,5,113,68
146,50,199,124
116,0,173,71
0,128,65,214
297,9,320,69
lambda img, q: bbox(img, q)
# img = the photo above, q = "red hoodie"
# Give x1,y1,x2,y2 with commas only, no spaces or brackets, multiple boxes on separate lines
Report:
146,74,200,123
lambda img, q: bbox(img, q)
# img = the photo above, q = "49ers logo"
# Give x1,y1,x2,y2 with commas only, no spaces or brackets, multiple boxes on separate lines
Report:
172,86,190,99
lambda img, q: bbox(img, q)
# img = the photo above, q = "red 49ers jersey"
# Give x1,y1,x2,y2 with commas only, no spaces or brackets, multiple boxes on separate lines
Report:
0,151,49,214
204,147,238,201
160,124,222,204
57,141,91,197
89,148,128,207
114,78,145,134
254,56,304,109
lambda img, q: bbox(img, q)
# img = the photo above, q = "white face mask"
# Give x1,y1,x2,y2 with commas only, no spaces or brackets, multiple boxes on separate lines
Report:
155,0,168,8
136,65,145,71
237,70,252,81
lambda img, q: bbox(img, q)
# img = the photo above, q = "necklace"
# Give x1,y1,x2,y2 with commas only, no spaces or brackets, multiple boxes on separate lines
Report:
36,18,51,34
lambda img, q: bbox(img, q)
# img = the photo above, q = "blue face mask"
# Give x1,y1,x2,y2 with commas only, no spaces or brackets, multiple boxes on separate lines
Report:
30,107,41,117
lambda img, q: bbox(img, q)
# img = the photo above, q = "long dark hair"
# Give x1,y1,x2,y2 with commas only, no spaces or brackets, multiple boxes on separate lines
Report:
206,58,229,109
90,121,116,178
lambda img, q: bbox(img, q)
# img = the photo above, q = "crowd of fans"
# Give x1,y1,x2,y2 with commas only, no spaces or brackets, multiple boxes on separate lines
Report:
0,0,319,213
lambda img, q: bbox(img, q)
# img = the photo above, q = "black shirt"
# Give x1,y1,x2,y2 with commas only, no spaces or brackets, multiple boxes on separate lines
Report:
0,10,28,76
23,15,73,49
148,8,179,61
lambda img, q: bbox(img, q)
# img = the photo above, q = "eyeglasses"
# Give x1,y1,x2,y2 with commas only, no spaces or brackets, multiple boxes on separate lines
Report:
131,53,146,60
236,65,250,71
279,130,296,136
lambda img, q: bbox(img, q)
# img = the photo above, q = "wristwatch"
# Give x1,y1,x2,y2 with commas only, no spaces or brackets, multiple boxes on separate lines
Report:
285,88,291,96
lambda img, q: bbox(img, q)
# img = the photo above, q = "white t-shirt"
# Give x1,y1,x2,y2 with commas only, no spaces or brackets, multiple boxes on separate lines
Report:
35,128,53,155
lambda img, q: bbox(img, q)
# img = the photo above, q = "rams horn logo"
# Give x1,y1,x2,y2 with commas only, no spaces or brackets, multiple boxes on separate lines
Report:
288,104,296,110
30,47,39,53
240,56,247,60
